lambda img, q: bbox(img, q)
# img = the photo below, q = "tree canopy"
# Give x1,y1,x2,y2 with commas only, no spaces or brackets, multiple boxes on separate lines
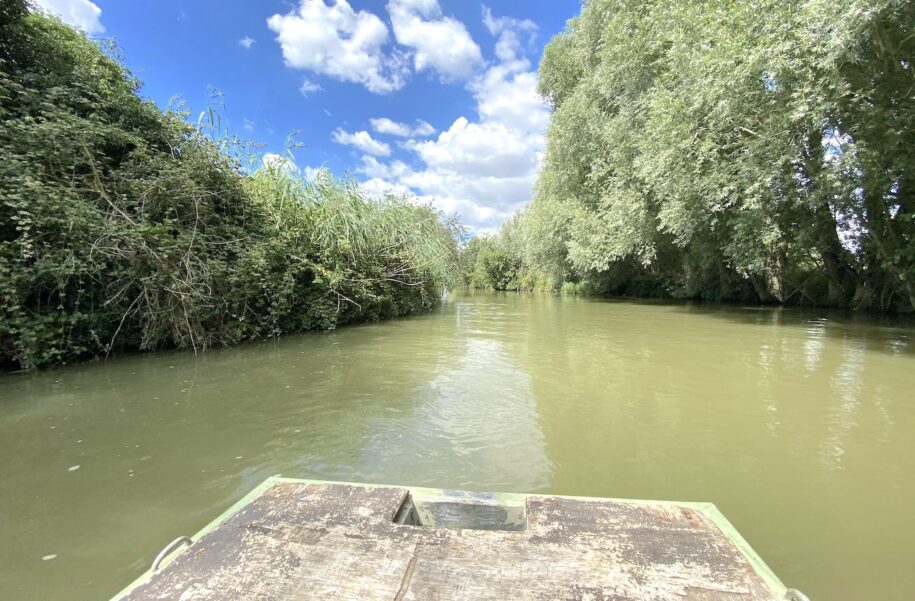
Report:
506,0,915,311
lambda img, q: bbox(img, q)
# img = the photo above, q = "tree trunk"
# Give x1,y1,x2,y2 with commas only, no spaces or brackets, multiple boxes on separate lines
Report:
801,130,858,307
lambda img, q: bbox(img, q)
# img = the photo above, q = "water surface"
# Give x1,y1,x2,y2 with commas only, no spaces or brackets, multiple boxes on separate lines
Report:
1,292,913,600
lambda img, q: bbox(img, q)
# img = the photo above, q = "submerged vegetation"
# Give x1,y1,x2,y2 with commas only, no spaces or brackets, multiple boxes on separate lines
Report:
0,3,459,369
467,0,915,312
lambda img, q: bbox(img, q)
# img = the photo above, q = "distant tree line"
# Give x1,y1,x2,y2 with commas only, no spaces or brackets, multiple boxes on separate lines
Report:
465,0,915,312
0,2,460,369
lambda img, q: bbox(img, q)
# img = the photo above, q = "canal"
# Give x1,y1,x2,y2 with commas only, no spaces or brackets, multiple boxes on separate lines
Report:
1,292,913,600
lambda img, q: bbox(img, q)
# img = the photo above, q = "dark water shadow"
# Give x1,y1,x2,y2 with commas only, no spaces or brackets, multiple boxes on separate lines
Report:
585,296,915,357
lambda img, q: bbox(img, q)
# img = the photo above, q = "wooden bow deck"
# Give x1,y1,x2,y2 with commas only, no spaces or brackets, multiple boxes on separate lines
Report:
114,477,788,601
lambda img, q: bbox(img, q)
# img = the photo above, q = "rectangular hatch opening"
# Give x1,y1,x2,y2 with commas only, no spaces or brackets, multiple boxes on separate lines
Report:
393,492,526,532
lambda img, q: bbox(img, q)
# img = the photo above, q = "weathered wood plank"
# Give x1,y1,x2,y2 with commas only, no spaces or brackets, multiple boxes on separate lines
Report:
118,480,783,601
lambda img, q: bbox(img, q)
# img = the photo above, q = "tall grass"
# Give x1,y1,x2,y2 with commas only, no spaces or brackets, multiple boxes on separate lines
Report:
0,4,461,369
244,162,460,314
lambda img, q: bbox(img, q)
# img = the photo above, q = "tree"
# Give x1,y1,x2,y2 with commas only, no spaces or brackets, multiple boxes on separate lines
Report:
528,0,915,311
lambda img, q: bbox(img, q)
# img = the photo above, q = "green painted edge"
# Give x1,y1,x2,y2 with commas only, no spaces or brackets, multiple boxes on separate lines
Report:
110,476,284,600
110,477,786,599
694,502,787,595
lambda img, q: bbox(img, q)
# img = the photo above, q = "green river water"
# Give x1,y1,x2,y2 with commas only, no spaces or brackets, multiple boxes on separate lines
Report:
1,292,914,600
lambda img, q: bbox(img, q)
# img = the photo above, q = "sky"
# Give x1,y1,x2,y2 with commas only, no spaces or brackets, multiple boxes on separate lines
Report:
33,0,580,233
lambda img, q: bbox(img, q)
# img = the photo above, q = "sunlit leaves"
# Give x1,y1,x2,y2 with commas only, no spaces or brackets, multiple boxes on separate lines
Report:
526,0,915,310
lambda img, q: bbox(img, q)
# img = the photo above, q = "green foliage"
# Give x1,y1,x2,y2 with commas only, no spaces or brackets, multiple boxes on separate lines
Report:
473,237,522,290
0,5,459,369
459,214,554,292
526,0,915,312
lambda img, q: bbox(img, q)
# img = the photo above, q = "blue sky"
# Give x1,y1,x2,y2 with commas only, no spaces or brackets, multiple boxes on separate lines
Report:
34,0,580,232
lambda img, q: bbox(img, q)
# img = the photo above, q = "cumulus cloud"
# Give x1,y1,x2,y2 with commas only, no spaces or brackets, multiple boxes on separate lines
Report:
267,0,408,94
332,129,392,157
354,8,548,231
33,0,104,34
470,60,548,135
370,117,436,137
402,168,533,226
409,117,537,178
239,36,255,49
267,0,486,93
387,0,483,81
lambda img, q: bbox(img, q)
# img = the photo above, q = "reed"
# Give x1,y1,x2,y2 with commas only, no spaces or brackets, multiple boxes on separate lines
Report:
0,4,460,369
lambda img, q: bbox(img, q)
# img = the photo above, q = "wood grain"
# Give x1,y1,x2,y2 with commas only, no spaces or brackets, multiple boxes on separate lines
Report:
121,482,781,601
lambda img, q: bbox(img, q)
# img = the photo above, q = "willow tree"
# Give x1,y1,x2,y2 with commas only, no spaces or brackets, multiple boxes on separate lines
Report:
529,0,915,311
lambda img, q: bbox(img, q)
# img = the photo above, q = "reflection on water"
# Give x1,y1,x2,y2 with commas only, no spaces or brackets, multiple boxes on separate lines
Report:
803,318,827,372
821,337,864,470
1,293,914,601
354,335,550,491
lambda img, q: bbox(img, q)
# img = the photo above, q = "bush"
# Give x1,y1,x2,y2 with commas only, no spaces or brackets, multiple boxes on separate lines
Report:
0,4,459,369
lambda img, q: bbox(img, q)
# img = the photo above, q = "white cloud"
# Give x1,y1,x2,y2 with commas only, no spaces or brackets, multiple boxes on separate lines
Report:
387,0,483,81
33,0,104,34
473,6,546,134
370,117,411,137
359,177,413,199
471,61,548,135
332,129,392,157
481,5,537,63
413,120,436,137
481,5,536,38
299,78,324,96
357,114,543,227
358,155,413,179
302,165,328,182
263,153,297,172
350,8,548,231
403,170,533,226
267,0,408,94
410,117,537,178
262,155,328,182
239,36,255,49
370,117,436,137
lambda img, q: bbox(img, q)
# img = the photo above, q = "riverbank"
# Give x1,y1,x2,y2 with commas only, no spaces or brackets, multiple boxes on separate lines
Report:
459,0,915,314
0,5,460,370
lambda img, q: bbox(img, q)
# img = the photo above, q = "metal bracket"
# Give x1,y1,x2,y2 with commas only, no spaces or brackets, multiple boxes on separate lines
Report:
152,536,193,572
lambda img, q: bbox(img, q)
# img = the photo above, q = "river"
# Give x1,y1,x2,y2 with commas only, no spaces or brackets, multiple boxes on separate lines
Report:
1,292,913,600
